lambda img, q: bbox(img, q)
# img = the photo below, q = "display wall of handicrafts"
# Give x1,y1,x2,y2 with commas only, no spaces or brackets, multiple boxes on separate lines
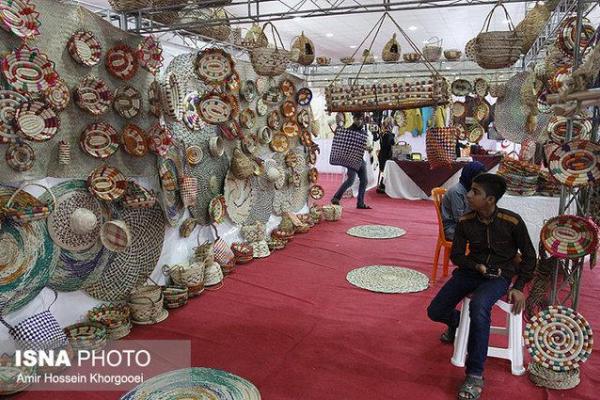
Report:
0,0,159,181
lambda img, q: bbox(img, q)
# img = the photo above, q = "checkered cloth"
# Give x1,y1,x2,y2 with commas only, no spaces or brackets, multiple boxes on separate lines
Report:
330,127,368,171
426,127,457,168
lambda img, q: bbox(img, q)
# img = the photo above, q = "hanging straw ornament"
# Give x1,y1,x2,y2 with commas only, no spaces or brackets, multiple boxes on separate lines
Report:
291,31,316,66
58,140,71,165
382,33,401,62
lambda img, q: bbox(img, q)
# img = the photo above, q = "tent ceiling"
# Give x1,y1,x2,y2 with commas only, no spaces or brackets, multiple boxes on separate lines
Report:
80,1,598,59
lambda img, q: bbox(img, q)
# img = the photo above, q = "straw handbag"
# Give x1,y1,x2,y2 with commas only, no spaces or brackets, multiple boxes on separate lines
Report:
291,32,315,66
250,22,291,77
242,23,268,48
426,127,458,168
382,33,401,62
422,37,442,62
474,2,523,69
164,262,206,296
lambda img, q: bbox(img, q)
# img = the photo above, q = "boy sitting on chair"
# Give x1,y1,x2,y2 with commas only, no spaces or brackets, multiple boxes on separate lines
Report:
427,173,536,400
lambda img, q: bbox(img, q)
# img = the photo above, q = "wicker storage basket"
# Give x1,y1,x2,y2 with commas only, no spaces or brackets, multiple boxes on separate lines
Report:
322,204,343,221
250,22,291,76
64,322,108,352
128,293,166,324
242,23,268,48
291,32,315,66
108,0,149,12
88,304,131,340
162,286,188,309
179,7,231,41
422,37,442,62
382,33,401,62
474,3,523,69
165,262,206,296
444,49,462,61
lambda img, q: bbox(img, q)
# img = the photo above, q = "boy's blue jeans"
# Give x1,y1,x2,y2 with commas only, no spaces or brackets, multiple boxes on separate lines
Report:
427,268,511,376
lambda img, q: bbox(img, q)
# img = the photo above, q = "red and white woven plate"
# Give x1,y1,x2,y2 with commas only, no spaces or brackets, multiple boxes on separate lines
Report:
0,89,27,143
548,115,592,144
0,0,40,39
113,85,142,119
183,91,205,131
121,124,148,157
80,121,119,159
75,76,113,116
161,73,183,121
282,120,300,138
5,142,34,172
280,79,295,97
549,140,600,187
1,45,58,94
194,48,235,86
239,108,256,129
15,101,60,142
44,79,70,111
106,44,139,81
147,123,173,157
87,165,128,202
297,109,309,128
541,215,598,259
148,80,162,117
199,93,234,125
267,110,282,130
281,100,296,118
138,35,163,75
67,30,102,67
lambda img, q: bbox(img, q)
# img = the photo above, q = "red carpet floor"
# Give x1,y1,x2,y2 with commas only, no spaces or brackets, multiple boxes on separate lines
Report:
15,174,600,399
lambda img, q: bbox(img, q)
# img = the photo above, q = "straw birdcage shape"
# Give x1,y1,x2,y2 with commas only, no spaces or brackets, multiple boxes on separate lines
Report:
382,33,401,62
422,37,442,62
291,32,315,66
474,2,524,69
250,22,291,77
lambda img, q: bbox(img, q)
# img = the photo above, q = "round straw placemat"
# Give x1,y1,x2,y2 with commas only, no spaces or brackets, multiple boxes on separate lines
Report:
347,225,407,239
548,140,600,187
0,186,59,314
245,174,275,225
224,170,256,225
84,204,166,302
157,145,185,227
540,215,598,259
41,180,115,292
524,306,593,371
120,367,261,400
346,265,429,294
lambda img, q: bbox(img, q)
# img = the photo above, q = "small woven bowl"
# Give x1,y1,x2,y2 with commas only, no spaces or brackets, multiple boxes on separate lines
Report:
64,322,108,352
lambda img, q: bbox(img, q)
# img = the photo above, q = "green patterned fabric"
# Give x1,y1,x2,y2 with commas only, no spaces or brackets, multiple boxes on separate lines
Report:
346,265,429,294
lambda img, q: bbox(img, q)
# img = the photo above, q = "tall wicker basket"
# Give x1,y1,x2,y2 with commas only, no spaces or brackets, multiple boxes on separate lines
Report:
291,32,316,66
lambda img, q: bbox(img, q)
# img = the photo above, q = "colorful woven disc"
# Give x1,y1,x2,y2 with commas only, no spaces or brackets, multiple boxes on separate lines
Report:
549,140,600,187
540,215,598,259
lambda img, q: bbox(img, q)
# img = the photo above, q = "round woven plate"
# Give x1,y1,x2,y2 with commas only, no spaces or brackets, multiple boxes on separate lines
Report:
347,225,407,239
148,80,162,117
106,44,139,81
80,122,119,159
474,101,490,122
87,165,127,201
296,87,312,106
194,48,235,86
42,180,114,292
540,215,598,259
0,186,59,314
186,145,203,165
548,140,600,187
346,265,429,293
256,97,268,116
547,115,592,144
263,86,284,105
45,79,70,112
452,101,466,118
309,184,324,200
224,170,255,225
241,80,257,102
199,92,233,124
282,120,300,138
137,35,163,75
280,79,295,97
0,0,40,39
474,78,488,97
5,142,34,172
524,306,593,371
122,124,148,157
147,123,173,157
240,108,256,129
468,124,484,143
75,76,113,116
15,100,60,142
182,91,205,131
1,45,58,94
67,30,102,67
451,79,472,96
0,90,27,143
267,110,282,130
258,126,272,144
120,367,261,400
270,133,289,153
297,109,310,129
281,100,296,118
161,73,183,121
114,85,142,119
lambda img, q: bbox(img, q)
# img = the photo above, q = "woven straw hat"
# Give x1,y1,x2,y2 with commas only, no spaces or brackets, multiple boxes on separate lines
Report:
204,261,223,286
70,208,98,235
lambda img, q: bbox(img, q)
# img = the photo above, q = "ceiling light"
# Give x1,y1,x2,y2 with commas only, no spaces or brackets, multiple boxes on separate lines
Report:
445,66,451,70
349,45,357,49
326,33,334,38
294,16,302,21
422,39,428,44
408,26,417,31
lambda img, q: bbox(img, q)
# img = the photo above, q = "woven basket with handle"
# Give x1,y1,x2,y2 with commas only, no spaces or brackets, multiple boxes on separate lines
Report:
422,37,442,62
291,32,315,66
474,2,523,69
250,22,291,77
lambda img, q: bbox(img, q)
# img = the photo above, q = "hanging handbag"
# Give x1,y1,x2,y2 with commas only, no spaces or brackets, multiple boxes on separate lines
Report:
329,127,368,171
1,289,68,351
426,127,458,168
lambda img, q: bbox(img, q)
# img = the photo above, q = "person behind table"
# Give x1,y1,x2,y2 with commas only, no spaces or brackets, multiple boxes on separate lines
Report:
441,161,487,240
427,173,536,400
331,112,372,209
376,116,396,193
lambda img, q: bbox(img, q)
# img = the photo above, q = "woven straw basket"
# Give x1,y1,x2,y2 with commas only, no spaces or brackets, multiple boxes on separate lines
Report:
128,293,165,324
515,2,552,53
382,33,401,62
474,3,523,69
242,23,268,48
180,7,231,41
162,286,188,309
423,37,442,62
250,22,291,77
322,204,343,221
291,32,315,66
489,82,506,98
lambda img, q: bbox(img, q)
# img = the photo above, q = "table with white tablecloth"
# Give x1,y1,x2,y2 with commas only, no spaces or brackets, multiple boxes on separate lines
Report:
383,160,465,200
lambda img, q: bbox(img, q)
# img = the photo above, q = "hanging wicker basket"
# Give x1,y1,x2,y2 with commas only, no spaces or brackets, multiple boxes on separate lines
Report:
241,23,268,48
422,37,442,62
291,31,315,66
382,33,401,62
474,2,524,69
250,22,291,77
178,7,231,41
515,2,553,53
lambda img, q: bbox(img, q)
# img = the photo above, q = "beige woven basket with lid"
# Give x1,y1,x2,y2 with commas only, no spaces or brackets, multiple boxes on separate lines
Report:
474,2,523,69
291,32,315,66
382,33,401,62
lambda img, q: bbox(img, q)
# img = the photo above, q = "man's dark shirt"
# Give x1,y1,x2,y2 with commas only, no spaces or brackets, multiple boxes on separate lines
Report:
450,207,536,291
